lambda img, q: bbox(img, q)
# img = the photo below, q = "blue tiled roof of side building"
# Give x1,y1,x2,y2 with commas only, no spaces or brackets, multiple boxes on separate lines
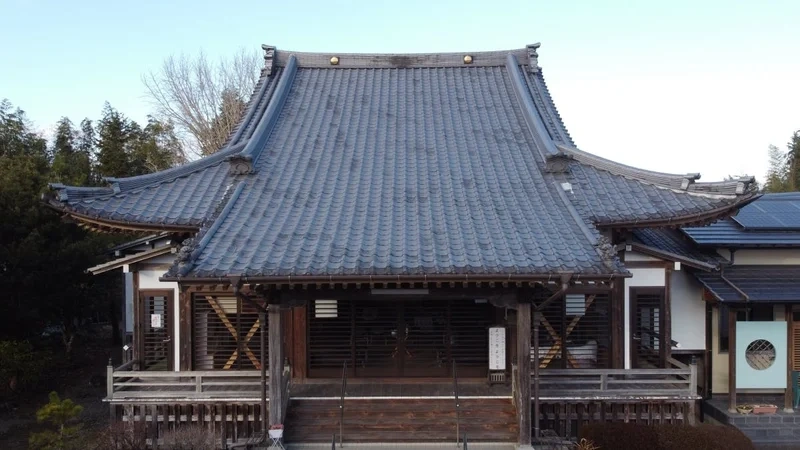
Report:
632,228,722,267
683,193,800,247
694,265,800,302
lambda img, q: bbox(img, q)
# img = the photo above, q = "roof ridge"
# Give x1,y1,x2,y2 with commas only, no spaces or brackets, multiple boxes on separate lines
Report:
241,55,298,165
523,68,575,146
274,47,532,69
505,53,559,160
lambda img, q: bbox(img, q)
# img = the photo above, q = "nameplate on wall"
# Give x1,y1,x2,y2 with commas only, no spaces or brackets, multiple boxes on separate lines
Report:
489,327,506,371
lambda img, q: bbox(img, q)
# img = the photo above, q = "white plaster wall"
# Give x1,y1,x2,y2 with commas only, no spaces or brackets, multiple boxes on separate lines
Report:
719,249,800,265
624,268,666,368
138,270,180,371
670,269,705,350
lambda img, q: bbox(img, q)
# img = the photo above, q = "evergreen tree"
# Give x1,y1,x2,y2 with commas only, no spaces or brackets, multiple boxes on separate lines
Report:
51,117,91,186
763,131,800,193
77,118,98,185
96,103,132,178
764,145,789,193
0,99,116,347
129,116,183,175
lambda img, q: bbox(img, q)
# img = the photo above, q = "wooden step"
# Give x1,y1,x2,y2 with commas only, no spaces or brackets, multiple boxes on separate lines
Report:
283,397,519,442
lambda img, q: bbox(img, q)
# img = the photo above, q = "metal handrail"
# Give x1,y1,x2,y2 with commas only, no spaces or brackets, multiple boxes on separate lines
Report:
339,361,347,447
453,360,460,448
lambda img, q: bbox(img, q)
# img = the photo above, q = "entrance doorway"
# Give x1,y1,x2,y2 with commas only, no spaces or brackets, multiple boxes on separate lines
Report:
308,299,493,378
139,290,174,370
630,287,665,368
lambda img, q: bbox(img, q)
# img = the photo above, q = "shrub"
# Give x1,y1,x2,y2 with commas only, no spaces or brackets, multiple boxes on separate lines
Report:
28,391,84,450
0,340,47,397
579,423,755,450
161,425,218,450
89,422,147,450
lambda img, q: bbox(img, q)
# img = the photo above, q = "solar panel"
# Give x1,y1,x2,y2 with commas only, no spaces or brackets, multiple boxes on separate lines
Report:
732,197,800,230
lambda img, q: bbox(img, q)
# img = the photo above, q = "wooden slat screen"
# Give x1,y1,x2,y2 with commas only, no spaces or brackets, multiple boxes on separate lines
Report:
535,294,611,369
353,301,402,377
449,300,492,374
308,299,353,376
193,295,265,370
793,322,800,371
307,300,492,378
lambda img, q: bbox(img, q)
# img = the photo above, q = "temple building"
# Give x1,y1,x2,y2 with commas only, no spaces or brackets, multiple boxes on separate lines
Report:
47,43,757,447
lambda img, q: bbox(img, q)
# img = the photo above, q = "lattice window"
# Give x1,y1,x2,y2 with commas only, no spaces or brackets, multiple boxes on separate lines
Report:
534,293,611,369
193,295,265,370
745,339,776,370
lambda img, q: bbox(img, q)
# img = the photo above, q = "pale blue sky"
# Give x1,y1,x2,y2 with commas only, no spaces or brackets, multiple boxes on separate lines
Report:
1,0,798,181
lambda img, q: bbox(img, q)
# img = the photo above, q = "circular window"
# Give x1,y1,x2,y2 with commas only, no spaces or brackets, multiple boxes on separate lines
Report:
745,339,776,370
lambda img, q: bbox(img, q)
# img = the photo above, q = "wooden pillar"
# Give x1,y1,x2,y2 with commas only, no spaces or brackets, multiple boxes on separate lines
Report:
785,304,794,412
131,272,142,369
704,302,713,399
727,307,737,413
663,268,673,366
611,280,624,369
516,301,532,446
268,302,284,425
178,287,192,371
292,305,308,380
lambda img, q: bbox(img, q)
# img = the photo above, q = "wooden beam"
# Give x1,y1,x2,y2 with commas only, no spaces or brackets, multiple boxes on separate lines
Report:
663,268,672,366
179,287,192,371
623,261,673,269
516,300,532,446
786,304,794,412
728,307,737,413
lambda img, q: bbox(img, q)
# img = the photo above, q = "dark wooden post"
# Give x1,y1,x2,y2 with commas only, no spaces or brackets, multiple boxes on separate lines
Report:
785,304,794,412
259,309,268,432
611,281,624,369
268,302,284,425
516,300,532,447
131,272,141,370
179,287,192,370
727,307,737,413
663,268,673,366
532,310,541,440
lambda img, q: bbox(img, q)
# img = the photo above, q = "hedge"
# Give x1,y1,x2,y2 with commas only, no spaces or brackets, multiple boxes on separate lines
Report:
578,423,754,450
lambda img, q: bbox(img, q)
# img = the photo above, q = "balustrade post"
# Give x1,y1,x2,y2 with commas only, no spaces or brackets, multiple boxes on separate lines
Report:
196,375,203,393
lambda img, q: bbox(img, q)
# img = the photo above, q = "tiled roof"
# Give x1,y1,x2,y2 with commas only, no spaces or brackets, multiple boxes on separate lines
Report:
683,193,800,247
48,45,757,280
631,228,722,270
47,67,285,229
694,265,800,303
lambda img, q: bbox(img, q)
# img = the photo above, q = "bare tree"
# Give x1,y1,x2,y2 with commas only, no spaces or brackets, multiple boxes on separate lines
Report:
142,47,261,157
